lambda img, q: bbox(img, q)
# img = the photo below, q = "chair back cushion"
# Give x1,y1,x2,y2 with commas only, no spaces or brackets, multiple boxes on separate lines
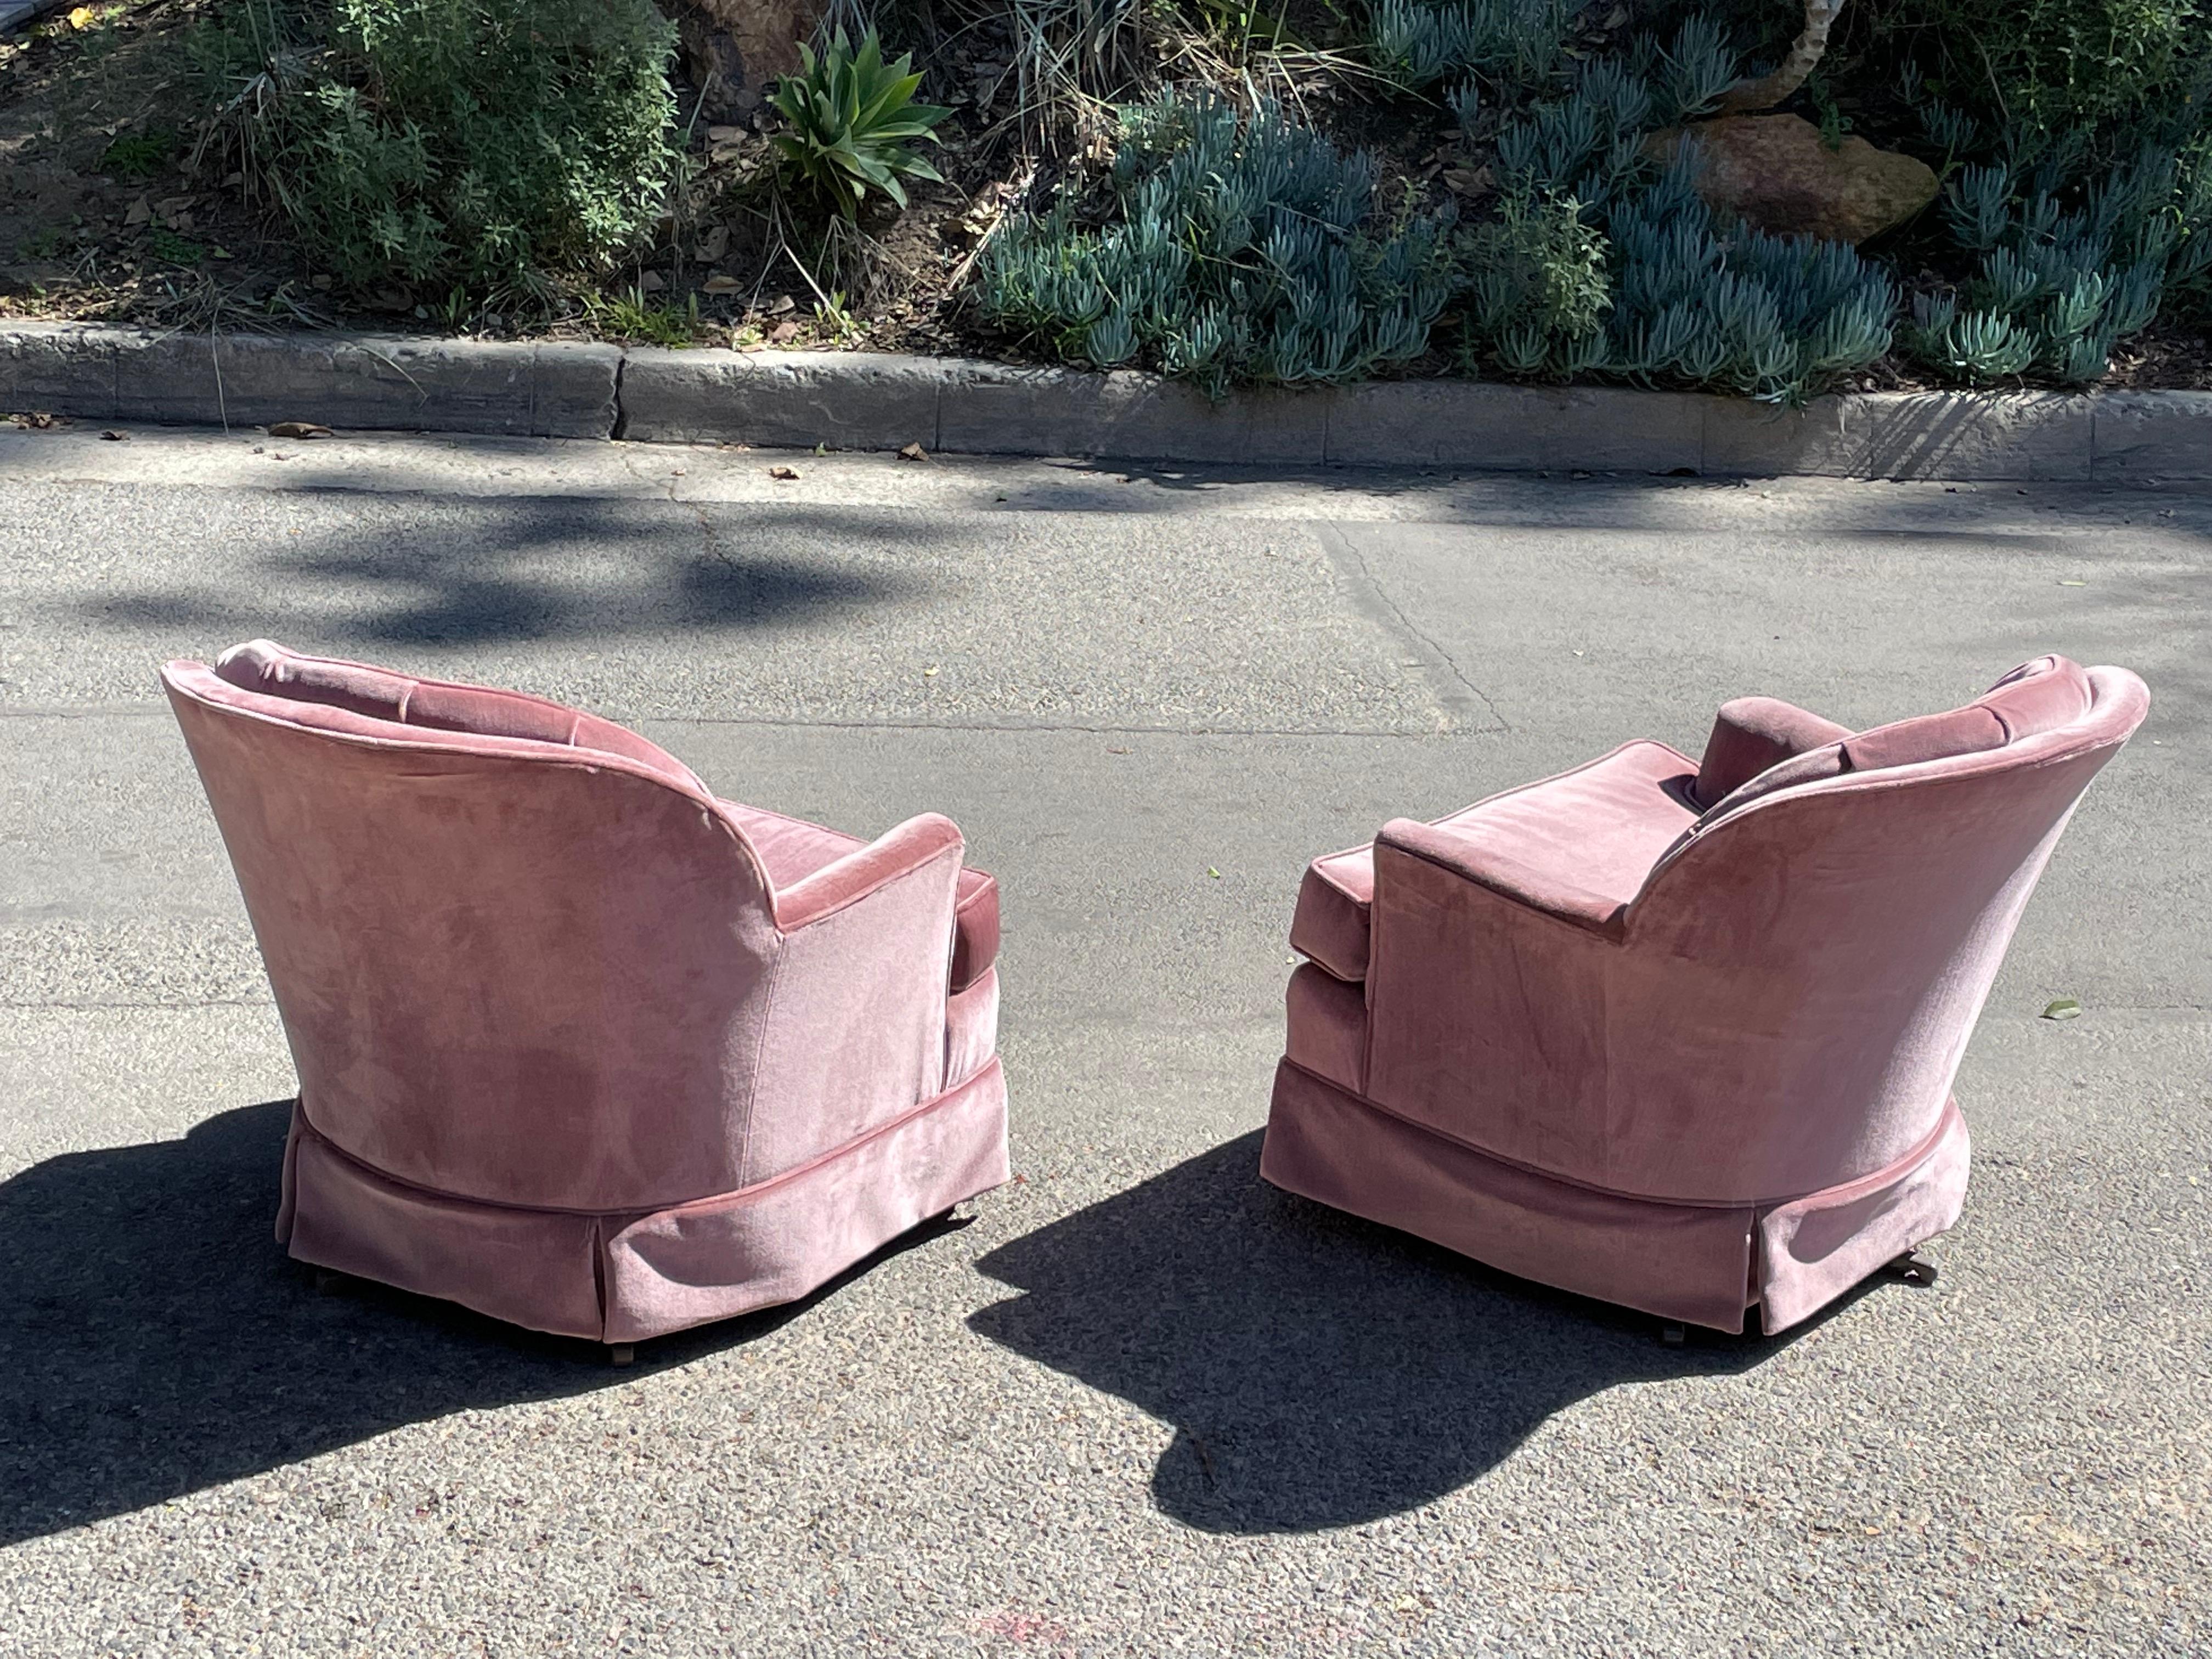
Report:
1595,662,2147,1201
163,651,782,1215
1702,655,2096,822
213,639,708,791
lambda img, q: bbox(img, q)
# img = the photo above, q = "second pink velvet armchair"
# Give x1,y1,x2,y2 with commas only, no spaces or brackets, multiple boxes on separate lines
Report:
164,641,1008,1346
1263,656,2147,1335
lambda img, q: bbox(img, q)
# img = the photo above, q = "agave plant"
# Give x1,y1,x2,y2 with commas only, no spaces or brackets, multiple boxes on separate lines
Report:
768,29,952,222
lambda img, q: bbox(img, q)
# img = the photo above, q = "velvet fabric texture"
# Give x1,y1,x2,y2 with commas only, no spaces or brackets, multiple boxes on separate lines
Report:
1265,658,2147,1333
166,641,1008,1342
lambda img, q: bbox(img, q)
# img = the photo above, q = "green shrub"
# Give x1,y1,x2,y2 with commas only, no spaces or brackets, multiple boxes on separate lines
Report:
1866,0,2206,128
976,89,1459,398
99,128,178,179
1459,190,1611,373
769,28,953,222
194,0,679,296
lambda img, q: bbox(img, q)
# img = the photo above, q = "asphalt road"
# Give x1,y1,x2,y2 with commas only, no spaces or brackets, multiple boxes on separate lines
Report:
1,426,2207,1657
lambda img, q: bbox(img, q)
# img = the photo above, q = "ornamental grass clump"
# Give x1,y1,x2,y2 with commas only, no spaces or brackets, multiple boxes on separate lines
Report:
1359,0,1575,94
192,0,680,298
977,88,1459,398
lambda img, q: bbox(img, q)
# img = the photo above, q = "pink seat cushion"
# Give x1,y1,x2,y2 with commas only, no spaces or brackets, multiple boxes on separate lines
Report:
719,803,1000,992
1292,741,1698,978
1291,847,1376,982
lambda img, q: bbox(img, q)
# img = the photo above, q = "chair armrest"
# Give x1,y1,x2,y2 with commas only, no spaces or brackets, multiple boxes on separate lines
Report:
1694,697,1850,808
1376,817,1629,936
770,812,965,934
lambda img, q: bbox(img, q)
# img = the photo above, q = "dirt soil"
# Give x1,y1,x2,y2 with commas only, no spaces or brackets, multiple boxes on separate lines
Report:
4,0,2209,392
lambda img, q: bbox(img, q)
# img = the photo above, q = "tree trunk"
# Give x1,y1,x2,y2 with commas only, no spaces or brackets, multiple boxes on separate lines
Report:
673,0,825,122
1714,0,1846,116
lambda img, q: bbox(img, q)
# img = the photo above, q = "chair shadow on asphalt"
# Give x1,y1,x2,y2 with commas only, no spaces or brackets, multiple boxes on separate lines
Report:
0,1098,959,1548
969,1130,1866,1537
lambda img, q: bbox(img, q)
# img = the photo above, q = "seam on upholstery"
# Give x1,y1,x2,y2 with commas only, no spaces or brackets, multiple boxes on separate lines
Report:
1285,1059,1963,1210
646,1057,1003,1222
775,839,961,936
736,934,789,1187
1752,1099,1965,1215
1376,837,1629,943
294,1060,1000,1220
165,676,779,899
396,681,415,723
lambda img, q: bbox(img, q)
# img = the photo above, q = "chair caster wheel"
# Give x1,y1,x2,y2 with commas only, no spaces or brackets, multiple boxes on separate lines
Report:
312,1268,345,1296
1886,1251,1939,1286
1661,1322,1687,1346
607,1344,635,1367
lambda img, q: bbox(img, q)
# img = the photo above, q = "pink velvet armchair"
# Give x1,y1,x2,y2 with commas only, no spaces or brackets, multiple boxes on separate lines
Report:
163,641,1008,1348
1263,656,2147,1335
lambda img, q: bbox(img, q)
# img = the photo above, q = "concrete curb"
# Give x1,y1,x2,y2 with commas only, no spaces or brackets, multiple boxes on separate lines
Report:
6,320,2209,481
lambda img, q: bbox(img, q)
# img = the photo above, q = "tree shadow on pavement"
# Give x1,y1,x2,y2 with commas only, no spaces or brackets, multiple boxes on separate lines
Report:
57,498,940,650
0,1099,957,1547
969,1130,1865,1536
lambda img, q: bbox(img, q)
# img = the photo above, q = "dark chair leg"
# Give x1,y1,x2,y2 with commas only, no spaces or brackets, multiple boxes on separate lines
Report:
1884,1251,1939,1286
1661,1322,1687,1346
607,1344,635,1367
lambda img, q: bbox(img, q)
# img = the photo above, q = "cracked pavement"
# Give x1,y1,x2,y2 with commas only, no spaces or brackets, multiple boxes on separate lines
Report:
1,425,2207,1656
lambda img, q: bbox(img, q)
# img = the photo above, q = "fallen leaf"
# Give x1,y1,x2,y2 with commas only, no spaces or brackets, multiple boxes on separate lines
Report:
768,319,800,344
1106,746,1131,755
765,294,796,317
1206,867,1221,879
2057,579,2087,587
898,441,928,461
99,428,128,441
2040,998,2083,1020
267,421,333,439
695,225,729,262
701,274,743,295
123,194,151,227
922,665,939,677
66,4,97,26
767,465,799,481
1442,165,1492,197
636,269,667,293
7,411,60,429
705,125,744,143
